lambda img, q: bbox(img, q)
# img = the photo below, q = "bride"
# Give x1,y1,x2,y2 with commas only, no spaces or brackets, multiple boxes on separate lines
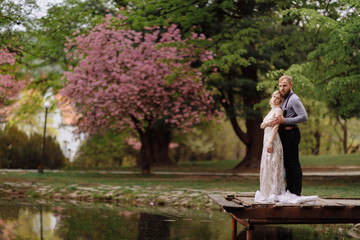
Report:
254,91,318,204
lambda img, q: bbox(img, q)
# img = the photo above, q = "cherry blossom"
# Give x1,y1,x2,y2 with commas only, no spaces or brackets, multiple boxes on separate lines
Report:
63,14,219,135
0,49,26,119
62,14,221,172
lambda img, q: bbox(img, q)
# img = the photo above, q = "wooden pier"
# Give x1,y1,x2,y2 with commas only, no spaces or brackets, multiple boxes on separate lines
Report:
208,193,360,240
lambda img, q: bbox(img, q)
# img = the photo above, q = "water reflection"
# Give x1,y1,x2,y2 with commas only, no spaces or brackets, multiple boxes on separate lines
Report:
0,200,231,240
0,202,60,239
237,224,356,240
138,213,170,239
0,200,358,240
237,226,293,240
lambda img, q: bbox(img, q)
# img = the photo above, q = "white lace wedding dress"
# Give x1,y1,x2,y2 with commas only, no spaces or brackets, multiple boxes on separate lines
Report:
254,107,318,204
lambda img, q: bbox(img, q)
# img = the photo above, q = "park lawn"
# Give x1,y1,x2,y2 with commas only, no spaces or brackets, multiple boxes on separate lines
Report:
150,153,360,172
300,153,360,166
0,171,359,198
0,153,359,205
65,153,360,172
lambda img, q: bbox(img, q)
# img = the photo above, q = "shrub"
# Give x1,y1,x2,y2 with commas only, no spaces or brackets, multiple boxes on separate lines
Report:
0,126,66,169
72,130,137,168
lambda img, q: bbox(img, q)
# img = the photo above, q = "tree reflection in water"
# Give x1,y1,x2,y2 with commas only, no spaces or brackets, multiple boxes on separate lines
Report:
0,200,231,239
0,200,355,240
55,205,140,239
238,226,294,240
138,213,170,240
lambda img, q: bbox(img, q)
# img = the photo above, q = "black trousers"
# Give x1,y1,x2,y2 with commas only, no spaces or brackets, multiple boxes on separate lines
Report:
279,127,302,196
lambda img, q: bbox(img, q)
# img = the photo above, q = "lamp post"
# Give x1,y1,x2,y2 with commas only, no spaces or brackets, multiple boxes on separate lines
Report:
39,101,50,174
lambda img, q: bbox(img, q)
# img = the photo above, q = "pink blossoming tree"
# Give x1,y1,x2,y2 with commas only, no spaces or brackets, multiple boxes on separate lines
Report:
0,49,26,121
62,14,220,173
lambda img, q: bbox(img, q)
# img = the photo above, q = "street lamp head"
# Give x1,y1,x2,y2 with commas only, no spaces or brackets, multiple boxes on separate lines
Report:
44,101,51,109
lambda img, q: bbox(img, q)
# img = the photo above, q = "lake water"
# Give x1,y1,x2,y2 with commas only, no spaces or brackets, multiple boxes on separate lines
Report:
0,199,358,239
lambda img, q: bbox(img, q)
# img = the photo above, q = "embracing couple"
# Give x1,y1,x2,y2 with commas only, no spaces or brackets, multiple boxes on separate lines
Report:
254,75,318,204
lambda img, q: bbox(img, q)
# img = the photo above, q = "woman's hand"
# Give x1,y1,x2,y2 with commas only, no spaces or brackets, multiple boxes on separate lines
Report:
267,142,273,153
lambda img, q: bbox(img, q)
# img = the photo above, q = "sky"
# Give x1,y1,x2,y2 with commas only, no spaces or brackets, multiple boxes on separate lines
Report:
34,0,65,17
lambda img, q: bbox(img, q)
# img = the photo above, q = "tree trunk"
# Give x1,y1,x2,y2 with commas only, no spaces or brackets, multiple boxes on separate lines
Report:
312,130,321,155
221,65,264,172
139,126,173,174
335,116,348,154
138,213,170,240
312,119,321,155
232,117,263,171
342,119,348,154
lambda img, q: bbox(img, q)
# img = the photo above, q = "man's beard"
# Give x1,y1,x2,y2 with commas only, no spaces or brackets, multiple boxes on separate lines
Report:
280,90,290,98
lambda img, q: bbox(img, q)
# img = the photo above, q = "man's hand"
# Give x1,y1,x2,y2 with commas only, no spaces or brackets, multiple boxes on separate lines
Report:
267,143,273,153
272,115,285,125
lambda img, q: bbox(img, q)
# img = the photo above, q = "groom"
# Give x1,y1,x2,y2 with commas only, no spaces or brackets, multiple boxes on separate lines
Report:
272,75,308,196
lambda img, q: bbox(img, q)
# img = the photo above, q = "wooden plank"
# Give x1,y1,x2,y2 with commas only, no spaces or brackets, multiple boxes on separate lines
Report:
273,203,315,208
207,194,243,209
226,196,360,208
210,193,360,227
232,198,243,205
329,199,360,207
248,218,360,225
233,197,251,207
235,196,319,208
231,205,360,220
317,198,346,208
235,192,255,197
237,197,259,206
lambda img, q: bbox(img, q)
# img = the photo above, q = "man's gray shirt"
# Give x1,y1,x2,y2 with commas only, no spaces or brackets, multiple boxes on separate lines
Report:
282,90,308,125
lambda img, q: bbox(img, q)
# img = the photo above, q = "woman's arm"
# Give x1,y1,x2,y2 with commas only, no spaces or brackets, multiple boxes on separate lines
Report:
267,108,283,153
260,120,271,129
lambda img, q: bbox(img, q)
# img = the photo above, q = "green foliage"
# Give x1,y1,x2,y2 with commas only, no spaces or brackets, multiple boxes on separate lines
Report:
0,126,66,169
0,0,37,51
23,0,113,94
284,2,360,119
0,126,28,168
8,89,44,128
120,1,334,164
2,0,358,163
73,130,137,168
121,0,286,111
259,1,360,155
170,120,244,162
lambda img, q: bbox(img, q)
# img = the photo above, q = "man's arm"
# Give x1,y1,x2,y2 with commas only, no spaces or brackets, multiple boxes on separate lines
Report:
284,97,308,125
272,95,307,126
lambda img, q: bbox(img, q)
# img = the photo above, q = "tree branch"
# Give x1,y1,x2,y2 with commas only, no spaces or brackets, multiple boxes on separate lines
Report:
333,115,343,142
130,114,144,137
219,87,249,145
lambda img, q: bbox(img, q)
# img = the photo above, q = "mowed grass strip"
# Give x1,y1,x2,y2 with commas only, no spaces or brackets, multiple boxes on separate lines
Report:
0,170,359,198
151,153,360,172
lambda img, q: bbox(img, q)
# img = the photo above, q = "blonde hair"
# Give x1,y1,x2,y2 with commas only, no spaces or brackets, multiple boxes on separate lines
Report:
278,75,292,84
269,90,284,107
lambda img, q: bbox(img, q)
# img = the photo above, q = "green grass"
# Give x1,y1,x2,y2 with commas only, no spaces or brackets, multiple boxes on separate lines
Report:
64,153,360,172
1,171,360,198
7,171,255,191
0,153,359,202
150,153,360,172
300,153,360,166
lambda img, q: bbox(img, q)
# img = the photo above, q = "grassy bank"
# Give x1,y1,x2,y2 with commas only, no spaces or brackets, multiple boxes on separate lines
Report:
148,152,360,172
0,153,359,209
62,153,360,173
300,153,360,167
0,169,359,210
